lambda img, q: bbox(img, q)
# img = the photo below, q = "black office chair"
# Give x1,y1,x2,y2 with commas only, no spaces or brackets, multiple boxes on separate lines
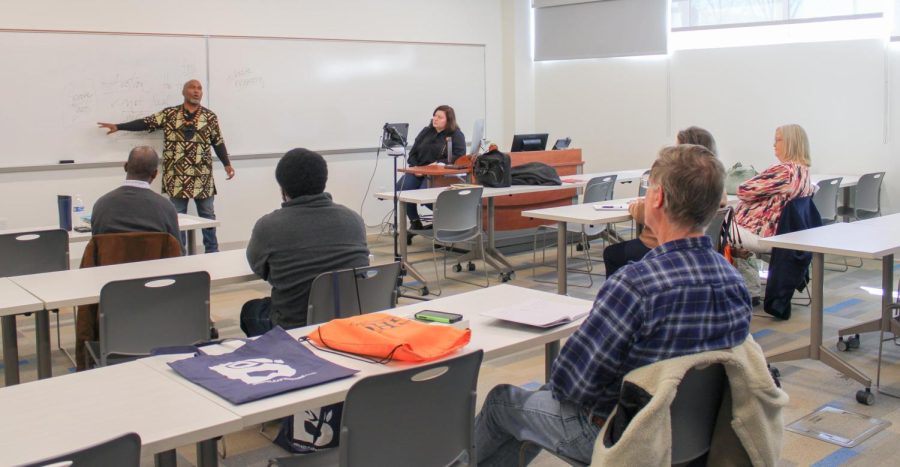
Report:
23,432,141,467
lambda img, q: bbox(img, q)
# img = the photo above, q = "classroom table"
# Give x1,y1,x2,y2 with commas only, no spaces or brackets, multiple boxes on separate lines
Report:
523,194,740,295
0,278,44,386
374,169,645,294
0,213,220,255
6,249,258,382
0,285,590,466
759,213,900,402
140,284,591,427
0,360,241,467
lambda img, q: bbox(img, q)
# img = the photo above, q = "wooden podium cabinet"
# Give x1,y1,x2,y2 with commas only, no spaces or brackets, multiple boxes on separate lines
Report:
398,148,584,231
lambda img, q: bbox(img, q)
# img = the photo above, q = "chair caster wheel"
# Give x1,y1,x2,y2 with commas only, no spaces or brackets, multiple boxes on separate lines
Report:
837,337,849,352
453,264,462,273
420,287,429,296
856,388,875,405
500,272,514,283
576,243,584,252
849,334,861,349
467,262,476,272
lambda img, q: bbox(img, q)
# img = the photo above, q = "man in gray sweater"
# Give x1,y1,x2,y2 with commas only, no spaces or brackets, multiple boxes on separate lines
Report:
241,148,370,336
91,146,181,248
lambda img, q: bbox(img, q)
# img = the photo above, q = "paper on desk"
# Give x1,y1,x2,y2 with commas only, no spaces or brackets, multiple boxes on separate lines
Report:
481,299,589,328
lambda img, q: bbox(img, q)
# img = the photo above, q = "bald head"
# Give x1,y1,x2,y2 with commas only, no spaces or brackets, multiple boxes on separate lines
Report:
125,146,159,182
182,79,203,106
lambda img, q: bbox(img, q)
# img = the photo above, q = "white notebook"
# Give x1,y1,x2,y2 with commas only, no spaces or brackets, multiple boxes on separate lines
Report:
481,299,589,328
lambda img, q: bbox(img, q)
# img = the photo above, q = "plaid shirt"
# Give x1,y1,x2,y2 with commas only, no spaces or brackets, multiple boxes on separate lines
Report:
550,236,751,419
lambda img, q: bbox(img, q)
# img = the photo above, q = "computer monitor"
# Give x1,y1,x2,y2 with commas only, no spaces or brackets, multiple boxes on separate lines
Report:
552,137,572,150
510,133,549,152
469,118,485,155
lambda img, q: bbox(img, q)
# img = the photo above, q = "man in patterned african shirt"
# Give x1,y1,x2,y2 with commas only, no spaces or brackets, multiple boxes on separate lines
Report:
98,79,234,253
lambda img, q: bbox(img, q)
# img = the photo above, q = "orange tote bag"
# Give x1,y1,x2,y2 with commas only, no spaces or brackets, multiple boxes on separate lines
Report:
307,313,471,363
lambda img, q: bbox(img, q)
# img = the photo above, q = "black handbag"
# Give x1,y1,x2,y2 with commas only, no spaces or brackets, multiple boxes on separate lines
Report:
473,149,511,188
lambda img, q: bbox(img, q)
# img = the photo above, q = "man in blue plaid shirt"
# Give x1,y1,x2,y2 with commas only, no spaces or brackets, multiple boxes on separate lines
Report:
475,144,752,466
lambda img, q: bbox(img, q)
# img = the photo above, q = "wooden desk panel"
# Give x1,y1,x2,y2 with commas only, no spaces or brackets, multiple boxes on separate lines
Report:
490,149,582,230
398,149,585,229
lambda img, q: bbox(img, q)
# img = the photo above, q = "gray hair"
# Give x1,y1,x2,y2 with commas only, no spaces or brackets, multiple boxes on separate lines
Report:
649,144,725,232
126,146,159,180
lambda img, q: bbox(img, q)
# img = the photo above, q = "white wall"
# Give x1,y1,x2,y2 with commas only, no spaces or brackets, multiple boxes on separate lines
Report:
0,0,506,247
531,38,900,214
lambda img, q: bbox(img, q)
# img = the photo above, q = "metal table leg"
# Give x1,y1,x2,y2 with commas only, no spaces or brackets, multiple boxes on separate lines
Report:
398,200,429,293
543,221,568,381
155,450,177,467
197,439,219,467
188,230,197,255
2,315,20,385
876,254,898,397
36,309,52,379
766,253,871,388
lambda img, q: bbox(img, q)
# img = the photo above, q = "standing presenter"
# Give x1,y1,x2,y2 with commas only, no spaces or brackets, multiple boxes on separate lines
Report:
98,79,234,253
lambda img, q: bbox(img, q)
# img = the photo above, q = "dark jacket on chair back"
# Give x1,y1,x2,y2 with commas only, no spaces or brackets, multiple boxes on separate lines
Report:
764,196,822,320
75,232,182,370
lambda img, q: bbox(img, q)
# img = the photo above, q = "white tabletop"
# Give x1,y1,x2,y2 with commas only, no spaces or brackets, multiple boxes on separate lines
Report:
523,198,636,224
522,195,738,224
759,213,900,259
562,169,646,184
9,249,257,309
0,213,220,243
811,174,860,188
375,169,648,205
0,278,43,317
0,361,243,465
141,284,593,428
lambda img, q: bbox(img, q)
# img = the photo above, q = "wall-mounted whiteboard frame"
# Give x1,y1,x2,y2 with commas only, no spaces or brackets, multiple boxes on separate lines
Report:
0,29,487,172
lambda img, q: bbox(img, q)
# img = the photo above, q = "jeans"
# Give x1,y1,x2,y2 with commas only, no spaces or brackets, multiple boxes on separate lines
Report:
170,196,218,253
474,384,601,466
240,297,274,337
602,238,652,277
396,174,432,222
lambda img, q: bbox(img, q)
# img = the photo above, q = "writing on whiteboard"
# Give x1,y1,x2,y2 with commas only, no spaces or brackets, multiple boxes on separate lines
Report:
228,67,265,90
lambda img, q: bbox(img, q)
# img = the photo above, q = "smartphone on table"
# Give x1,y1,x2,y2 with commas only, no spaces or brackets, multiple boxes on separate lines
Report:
414,310,463,324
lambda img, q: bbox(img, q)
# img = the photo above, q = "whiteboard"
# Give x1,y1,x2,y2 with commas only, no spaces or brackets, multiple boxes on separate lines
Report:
0,31,208,167
208,37,486,155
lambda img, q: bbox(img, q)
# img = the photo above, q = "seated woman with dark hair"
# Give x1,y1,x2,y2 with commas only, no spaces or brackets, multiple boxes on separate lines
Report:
397,105,466,230
603,126,723,277
734,124,813,253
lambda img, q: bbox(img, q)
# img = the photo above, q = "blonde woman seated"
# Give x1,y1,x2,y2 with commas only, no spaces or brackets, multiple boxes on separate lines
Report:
603,126,724,277
733,124,814,254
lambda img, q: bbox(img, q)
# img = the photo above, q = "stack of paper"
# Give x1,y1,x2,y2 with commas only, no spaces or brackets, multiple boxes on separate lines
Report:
481,299,589,328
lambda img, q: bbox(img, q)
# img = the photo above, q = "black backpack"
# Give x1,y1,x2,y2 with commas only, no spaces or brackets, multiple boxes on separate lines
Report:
473,149,511,188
